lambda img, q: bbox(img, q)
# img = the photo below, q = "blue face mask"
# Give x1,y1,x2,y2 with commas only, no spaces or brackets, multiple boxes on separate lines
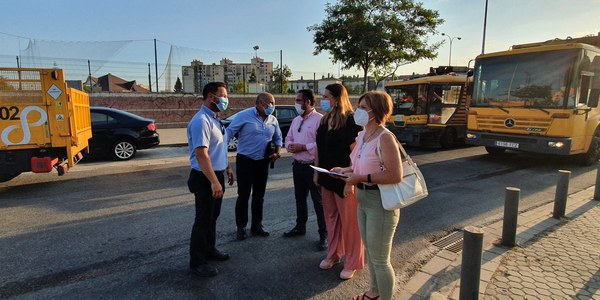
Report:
321,99,331,112
264,104,275,116
216,97,229,112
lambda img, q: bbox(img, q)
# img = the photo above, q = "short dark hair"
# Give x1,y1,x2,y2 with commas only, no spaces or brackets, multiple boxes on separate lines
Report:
202,82,226,99
297,89,315,106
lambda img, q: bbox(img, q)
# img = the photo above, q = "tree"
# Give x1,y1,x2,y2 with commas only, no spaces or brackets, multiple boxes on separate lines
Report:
270,65,292,94
249,69,257,83
372,61,411,89
308,0,443,92
174,77,183,93
233,80,249,94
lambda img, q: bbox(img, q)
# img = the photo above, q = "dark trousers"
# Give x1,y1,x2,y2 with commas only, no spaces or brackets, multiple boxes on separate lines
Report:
188,169,225,267
235,154,269,229
293,161,327,235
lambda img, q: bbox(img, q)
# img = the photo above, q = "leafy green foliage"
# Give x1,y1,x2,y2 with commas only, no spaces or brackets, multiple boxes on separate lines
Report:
308,0,444,92
174,77,183,93
270,65,292,94
233,80,249,94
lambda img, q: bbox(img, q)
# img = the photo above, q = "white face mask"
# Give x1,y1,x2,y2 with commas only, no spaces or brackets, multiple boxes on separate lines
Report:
294,102,305,115
354,108,372,126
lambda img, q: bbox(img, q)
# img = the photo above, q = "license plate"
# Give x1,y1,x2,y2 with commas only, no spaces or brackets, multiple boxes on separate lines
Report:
395,115,403,122
495,141,519,148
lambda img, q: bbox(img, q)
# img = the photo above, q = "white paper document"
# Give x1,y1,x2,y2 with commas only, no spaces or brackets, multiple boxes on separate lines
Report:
310,165,349,178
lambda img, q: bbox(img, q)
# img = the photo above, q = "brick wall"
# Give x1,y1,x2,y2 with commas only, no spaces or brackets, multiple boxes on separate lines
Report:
90,93,297,128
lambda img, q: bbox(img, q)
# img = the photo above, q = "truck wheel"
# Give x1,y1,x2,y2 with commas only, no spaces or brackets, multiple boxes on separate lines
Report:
485,146,506,155
112,139,137,161
440,128,456,149
579,132,600,166
0,172,21,182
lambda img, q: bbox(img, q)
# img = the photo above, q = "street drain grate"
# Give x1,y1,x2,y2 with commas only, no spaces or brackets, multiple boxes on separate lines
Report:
432,230,464,253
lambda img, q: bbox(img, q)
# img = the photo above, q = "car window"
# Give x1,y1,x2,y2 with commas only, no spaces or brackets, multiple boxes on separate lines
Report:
276,108,295,121
91,112,117,125
91,112,107,125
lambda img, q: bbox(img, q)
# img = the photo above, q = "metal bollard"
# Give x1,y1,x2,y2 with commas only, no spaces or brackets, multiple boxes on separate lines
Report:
552,170,571,219
459,226,484,300
594,164,600,201
501,187,520,247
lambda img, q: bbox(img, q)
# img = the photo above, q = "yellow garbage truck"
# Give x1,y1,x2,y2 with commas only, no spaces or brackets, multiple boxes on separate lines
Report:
0,68,92,182
385,66,472,148
466,34,600,165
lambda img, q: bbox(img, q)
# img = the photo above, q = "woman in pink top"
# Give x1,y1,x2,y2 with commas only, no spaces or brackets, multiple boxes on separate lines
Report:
331,91,402,300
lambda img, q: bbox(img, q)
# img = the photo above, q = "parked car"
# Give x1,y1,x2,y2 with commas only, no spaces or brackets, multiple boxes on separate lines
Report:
89,107,160,160
222,105,298,151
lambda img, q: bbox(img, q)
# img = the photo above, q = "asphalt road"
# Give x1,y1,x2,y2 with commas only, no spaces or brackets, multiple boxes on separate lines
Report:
0,146,597,299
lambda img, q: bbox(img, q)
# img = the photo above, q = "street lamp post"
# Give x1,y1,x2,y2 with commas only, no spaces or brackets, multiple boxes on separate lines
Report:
441,33,461,67
253,45,259,93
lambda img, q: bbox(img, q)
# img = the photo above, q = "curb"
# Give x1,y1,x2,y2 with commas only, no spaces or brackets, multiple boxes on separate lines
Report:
157,143,188,148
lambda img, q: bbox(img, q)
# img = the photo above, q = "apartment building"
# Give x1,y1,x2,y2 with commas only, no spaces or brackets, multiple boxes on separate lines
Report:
182,57,273,93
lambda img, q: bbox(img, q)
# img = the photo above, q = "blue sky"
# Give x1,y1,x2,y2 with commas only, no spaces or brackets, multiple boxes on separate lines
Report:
0,0,599,82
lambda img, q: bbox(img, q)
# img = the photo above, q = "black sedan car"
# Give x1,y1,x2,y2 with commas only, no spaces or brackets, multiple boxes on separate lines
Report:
221,105,298,151
89,107,160,160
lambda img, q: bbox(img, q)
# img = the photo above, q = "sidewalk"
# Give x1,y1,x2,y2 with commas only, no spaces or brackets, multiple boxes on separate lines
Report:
401,186,600,299
157,128,188,147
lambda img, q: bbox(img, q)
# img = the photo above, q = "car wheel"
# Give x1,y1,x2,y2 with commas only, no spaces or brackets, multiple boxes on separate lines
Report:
112,139,137,160
228,136,238,151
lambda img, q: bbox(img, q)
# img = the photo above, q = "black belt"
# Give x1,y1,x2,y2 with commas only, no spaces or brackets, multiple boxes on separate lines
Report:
294,159,314,165
357,183,378,190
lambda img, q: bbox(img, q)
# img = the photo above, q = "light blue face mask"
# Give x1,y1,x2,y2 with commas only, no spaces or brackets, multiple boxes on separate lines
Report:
321,99,331,112
265,104,275,115
216,97,229,112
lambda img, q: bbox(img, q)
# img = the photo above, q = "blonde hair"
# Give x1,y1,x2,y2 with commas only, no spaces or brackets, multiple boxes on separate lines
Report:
321,83,354,130
358,91,393,125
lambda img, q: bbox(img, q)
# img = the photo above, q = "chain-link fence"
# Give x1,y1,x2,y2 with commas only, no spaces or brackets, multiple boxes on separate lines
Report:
0,34,344,94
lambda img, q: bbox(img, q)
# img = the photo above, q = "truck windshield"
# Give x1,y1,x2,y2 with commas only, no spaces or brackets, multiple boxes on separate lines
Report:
386,86,420,115
472,49,578,108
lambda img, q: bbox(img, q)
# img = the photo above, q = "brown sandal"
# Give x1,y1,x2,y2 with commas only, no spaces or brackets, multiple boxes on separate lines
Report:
352,292,379,300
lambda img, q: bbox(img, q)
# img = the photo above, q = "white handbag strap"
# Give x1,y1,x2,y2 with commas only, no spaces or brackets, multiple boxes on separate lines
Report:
377,128,410,162
376,129,410,168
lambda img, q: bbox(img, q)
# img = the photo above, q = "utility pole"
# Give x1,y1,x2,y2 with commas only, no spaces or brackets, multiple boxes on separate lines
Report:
482,0,488,54
154,39,159,93
148,63,152,92
87,60,92,92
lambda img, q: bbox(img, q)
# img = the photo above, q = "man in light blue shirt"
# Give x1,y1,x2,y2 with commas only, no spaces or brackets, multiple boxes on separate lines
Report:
187,82,235,277
225,92,282,240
